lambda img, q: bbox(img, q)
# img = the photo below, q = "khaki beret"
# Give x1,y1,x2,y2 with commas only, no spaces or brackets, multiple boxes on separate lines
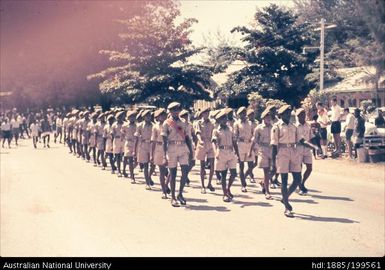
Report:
179,109,189,117
237,106,247,115
126,110,137,118
90,112,98,118
154,108,166,118
83,111,90,116
266,105,276,111
215,110,228,121
107,114,115,121
199,107,210,117
277,104,292,115
167,102,181,110
141,110,151,117
224,108,233,114
97,113,105,119
72,109,79,115
295,108,305,116
261,109,271,119
246,109,254,116
116,111,125,119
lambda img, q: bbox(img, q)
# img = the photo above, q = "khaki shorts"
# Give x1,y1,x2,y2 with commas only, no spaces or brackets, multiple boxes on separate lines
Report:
195,141,215,160
276,147,301,173
153,145,165,166
96,137,105,151
105,138,113,153
297,146,313,164
137,142,151,163
113,139,124,154
238,142,254,162
124,140,136,157
214,149,237,171
167,145,189,168
89,135,96,148
257,146,273,168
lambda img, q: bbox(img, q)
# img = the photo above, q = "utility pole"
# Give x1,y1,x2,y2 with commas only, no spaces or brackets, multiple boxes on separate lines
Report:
303,18,336,92
320,18,325,92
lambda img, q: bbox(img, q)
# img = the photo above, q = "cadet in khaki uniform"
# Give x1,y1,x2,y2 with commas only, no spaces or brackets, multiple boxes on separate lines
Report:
76,112,84,158
112,111,126,177
122,111,137,182
234,106,254,192
195,107,216,194
179,109,195,187
151,108,168,199
162,102,193,207
80,111,91,161
134,110,154,189
95,113,107,170
104,114,116,174
268,105,282,188
70,110,79,156
249,108,274,200
246,109,258,183
295,108,314,195
88,113,98,166
212,110,239,202
271,105,302,218
210,110,223,185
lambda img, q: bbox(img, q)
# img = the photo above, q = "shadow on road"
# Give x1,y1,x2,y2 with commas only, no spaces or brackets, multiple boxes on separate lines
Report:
290,198,319,204
310,194,353,202
184,204,230,212
232,200,273,208
294,213,359,224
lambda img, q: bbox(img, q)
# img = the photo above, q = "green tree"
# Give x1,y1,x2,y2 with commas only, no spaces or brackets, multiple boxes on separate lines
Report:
217,4,316,106
89,1,213,107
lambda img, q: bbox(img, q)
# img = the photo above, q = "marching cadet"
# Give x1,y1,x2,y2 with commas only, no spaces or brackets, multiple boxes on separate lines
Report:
69,110,78,155
234,106,254,193
88,113,98,166
63,112,70,146
80,111,91,161
151,108,169,198
54,112,63,144
245,109,258,184
122,111,137,183
136,110,144,173
134,110,154,189
212,110,239,202
75,112,83,158
40,114,52,148
96,113,107,170
195,107,216,194
162,102,193,207
112,111,126,177
210,110,223,185
104,114,116,174
179,109,195,187
295,108,314,195
271,104,302,218
30,119,39,149
249,108,274,200
268,105,282,188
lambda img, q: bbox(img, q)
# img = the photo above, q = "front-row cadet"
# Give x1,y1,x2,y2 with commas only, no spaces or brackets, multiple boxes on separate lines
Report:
151,108,169,199
122,111,137,182
249,108,274,200
212,110,239,202
271,104,302,218
162,102,193,207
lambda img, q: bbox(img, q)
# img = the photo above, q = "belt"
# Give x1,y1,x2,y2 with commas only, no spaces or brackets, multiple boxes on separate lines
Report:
278,143,296,148
259,142,270,147
156,142,163,145
141,139,151,143
219,145,233,150
126,139,135,142
238,138,251,143
169,141,185,145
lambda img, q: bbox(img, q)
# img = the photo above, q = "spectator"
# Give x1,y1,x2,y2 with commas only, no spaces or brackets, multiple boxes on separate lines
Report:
310,115,321,158
344,108,355,159
1,117,12,148
375,109,385,128
330,97,342,157
353,108,365,158
316,102,329,159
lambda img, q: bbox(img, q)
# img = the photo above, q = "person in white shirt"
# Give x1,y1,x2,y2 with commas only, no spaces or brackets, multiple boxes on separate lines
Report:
10,115,21,146
316,102,329,158
1,117,12,148
54,113,63,144
330,97,342,157
344,108,355,159
30,120,40,148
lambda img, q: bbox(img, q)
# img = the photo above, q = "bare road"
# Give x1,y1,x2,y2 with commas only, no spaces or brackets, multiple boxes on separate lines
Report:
1,139,384,256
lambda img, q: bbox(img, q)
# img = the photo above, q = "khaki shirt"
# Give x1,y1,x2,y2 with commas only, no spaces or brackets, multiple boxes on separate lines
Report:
233,119,253,142
151,122,163,143
135,122,153,142
271,120,299,145
195,119,214,142
103,124,113,140
122,122,136,142
253,123,272,145
212,125,234,147
112,122,124,140
161,118,188,142
296,122,311,142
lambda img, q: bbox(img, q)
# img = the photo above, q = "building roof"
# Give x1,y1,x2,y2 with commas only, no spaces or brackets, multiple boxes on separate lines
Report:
324,66,385,93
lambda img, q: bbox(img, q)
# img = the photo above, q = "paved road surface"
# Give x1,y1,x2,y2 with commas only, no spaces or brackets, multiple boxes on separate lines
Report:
1,139,384,256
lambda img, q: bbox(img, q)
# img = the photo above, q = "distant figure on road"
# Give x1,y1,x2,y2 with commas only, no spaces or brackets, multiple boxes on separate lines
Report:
375,109,385,128
1,117,12,148
330,97,342,157
40,115,52,148
30,119,40,149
